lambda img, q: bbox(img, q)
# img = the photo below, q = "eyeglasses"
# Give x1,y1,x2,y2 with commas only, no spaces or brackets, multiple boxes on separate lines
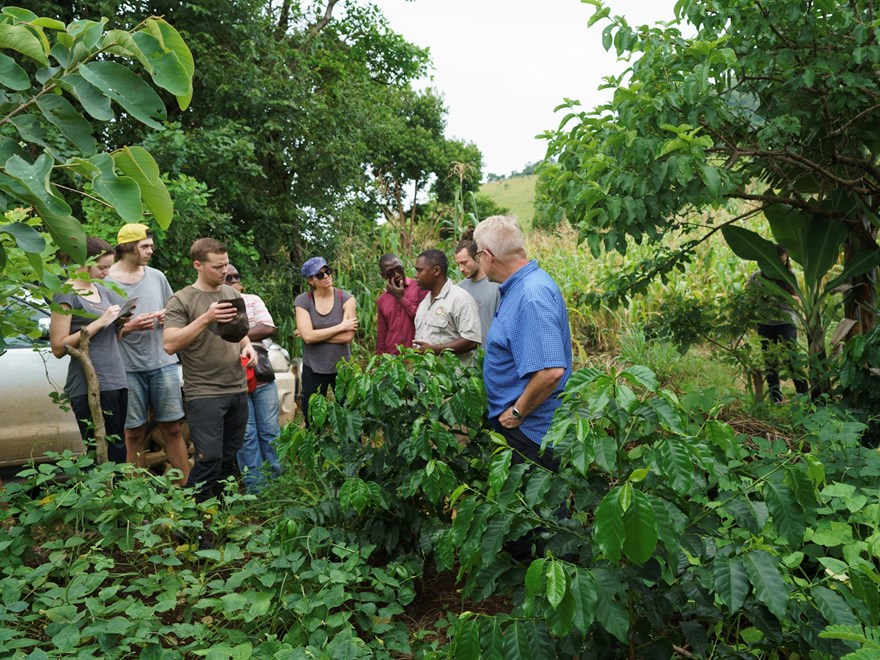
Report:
225,273,241,283
474,248,492,263
382,265,404,279
313,267,333,280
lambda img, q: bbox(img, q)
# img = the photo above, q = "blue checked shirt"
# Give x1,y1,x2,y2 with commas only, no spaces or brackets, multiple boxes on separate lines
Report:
483,260,572,444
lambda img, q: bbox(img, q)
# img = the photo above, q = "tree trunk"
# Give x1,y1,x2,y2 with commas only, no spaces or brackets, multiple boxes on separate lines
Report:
842,213,878,337
64,329,108,464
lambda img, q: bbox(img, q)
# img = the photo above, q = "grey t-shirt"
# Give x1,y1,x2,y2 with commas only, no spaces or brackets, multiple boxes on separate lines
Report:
107,266,177,372
458,276,500,346
294,288,353,374
164,285,247,400
53,285,128,398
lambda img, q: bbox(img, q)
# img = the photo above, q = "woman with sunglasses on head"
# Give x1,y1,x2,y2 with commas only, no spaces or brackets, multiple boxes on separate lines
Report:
50,237,136,463
294,257,358,426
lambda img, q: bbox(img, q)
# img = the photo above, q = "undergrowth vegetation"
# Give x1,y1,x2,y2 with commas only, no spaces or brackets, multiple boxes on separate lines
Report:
5,349,880,657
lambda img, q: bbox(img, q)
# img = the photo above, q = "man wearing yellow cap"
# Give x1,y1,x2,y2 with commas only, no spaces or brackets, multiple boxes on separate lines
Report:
108,223,190,484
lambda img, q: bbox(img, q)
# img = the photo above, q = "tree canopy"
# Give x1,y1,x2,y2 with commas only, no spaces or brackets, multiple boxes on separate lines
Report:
27,1,483,291
541,0,880,330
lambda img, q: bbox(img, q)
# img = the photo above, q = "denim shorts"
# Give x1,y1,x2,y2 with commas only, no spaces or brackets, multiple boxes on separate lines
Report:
125,364,185,428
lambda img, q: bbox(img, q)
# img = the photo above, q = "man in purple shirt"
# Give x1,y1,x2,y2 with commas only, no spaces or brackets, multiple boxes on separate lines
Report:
376,253,428,355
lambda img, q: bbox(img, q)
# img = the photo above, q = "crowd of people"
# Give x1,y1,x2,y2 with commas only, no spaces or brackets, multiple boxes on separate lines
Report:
48,215,573,529
49,213,804,525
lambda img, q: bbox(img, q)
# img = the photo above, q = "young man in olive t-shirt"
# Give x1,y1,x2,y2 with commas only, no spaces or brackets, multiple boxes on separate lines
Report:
164,238,257,502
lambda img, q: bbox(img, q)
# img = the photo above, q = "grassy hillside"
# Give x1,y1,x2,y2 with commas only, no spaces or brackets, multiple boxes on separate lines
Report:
478,174,536,229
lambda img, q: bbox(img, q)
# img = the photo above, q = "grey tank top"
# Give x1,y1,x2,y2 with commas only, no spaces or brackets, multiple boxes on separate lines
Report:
294,288,352,374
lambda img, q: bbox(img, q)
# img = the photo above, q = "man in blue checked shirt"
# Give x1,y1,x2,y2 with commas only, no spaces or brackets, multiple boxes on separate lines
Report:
472,215,572,472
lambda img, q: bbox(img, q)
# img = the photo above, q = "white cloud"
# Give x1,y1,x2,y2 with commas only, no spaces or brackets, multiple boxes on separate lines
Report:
375,0,679,177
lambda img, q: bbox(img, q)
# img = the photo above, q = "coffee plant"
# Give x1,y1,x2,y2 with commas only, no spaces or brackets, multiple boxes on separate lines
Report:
3,354,880,657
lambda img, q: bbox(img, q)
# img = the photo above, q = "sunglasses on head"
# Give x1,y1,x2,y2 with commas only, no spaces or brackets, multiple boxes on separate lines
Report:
313,267,333,280
225,273,241,283
382,265,404,279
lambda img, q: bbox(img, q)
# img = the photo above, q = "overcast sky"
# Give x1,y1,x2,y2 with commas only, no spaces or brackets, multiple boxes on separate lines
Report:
374,0,679,177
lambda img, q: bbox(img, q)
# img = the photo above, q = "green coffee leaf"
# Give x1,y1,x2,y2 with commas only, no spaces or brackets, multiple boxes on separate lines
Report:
621,489,658,565
713,554,749,613
594,488,624,563
743,550,788,620
655,438,693,493
545,560,568,609
764,477,805,547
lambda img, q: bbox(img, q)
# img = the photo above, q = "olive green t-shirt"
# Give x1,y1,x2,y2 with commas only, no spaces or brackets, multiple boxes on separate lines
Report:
164,285,246,400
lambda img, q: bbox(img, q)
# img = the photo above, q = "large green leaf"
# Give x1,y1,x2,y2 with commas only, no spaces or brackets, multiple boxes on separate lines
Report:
132,30,191,99
0,51,28,90
743,550,788,620
570,417,595,476
545,559,568,609
479,619,505,660
488,451,510,495
593,487,625,562
621,489,658,565
570,567,597,635
713,554,749,613
502,620,531,659
525,558,547,599
813,586,859,627
826,250,880,292
36,95,96,155
764,203,809,265
764,477,805,547
101,29,150,69
802,215,846,287
619,364,658,392
451,618,481,660
10,114,49,149
58,73,114,121
591,567,628,642
149,19,194,110
646,396,685,434
655,438,693,494
451,496,476,546
2,154,85,262
0,23,48,66
0,136,25,163
0,221,44,253
79,61,166,130
338,477,369,514
112,146,173,228
523,470,552,509
722,224,798,291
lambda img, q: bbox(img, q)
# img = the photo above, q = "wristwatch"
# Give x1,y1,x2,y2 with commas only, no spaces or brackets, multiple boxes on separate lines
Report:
511,406,523,420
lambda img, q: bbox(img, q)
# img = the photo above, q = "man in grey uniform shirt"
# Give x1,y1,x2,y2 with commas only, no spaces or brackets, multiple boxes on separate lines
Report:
413,249,481,367
108,223,190,484
455,228,500,346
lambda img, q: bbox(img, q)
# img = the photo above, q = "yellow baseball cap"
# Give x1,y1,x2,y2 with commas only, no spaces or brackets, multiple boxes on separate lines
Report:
117,223,151,245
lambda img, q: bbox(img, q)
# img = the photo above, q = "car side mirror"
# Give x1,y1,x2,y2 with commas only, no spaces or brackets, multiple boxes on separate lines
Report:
38,317,51,339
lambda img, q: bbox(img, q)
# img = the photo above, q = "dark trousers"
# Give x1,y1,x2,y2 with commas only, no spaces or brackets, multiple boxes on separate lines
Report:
71,389,128,463
757,323,809,403
300,364,337,427
493,421,566,560
185,393,248,502
497,423,560,473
